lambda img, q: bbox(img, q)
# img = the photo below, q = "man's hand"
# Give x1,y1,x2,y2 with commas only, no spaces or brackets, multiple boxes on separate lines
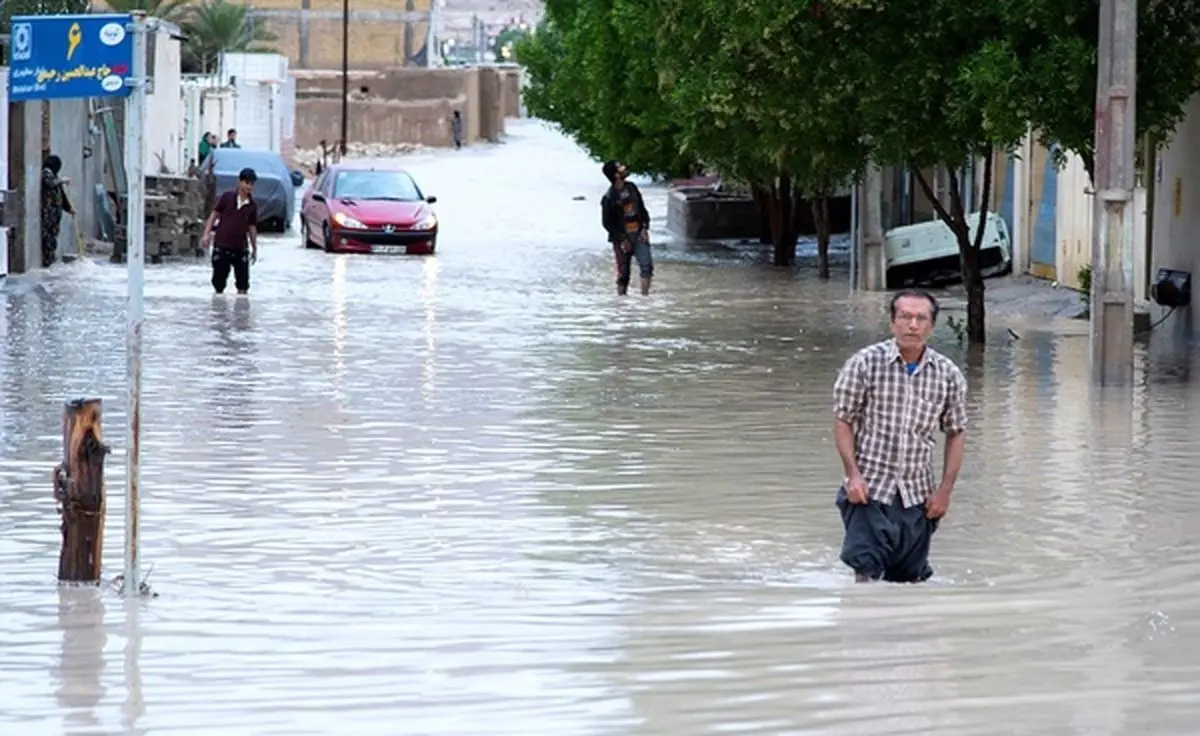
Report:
926,487,952,519
845,473,869,505
621,241,632,254
251,249,258,264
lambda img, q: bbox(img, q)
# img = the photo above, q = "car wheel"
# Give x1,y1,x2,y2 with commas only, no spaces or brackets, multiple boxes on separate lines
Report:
302,220,314,249
323,223,333,253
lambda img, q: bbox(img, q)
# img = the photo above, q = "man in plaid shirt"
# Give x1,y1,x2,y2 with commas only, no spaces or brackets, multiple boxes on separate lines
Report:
832,289,968,583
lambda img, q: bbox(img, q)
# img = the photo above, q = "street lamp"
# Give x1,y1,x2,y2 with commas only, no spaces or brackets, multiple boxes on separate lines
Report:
340,0,349,156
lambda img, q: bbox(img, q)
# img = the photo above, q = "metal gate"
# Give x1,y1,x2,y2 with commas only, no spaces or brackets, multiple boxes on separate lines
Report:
1030,144,1059,280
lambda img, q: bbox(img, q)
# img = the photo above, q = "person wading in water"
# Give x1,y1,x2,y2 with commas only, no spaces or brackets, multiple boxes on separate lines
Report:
831,289,968,583
600,159,653,296
40,155,74,268
202,167,259,295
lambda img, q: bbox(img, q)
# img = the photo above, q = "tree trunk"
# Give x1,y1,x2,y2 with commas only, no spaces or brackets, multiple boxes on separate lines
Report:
912,152,994,346
751,184,772,244
813,195,831,279
768,175,797,267
53,398,110,584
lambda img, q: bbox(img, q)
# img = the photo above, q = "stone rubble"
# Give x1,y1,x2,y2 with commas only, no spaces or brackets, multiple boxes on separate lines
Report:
292,142,425,175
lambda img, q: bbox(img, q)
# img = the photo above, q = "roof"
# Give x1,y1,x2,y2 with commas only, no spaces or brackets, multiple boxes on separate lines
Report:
324,161,412,174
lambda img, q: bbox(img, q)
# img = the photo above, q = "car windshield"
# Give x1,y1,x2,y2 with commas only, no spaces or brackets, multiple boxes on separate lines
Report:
332,170,423,201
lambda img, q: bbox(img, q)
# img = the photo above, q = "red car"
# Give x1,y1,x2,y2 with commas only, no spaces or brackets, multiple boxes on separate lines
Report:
300,163,439,255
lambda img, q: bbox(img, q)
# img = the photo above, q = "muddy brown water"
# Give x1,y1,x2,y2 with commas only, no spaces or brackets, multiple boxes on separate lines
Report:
3,120,1200,734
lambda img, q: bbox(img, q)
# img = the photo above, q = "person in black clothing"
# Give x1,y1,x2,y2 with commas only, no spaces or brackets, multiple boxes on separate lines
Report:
202,168,259,294
600,159,653,296
40,154,74,268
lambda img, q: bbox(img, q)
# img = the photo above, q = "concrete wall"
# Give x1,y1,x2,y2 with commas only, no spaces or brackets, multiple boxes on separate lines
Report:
49,99,93,258
1151,94,1200,326
667,188,853,241
668,189,760,240
252,0,432,69
145,27,184,174
291,66,513,148
294,96,465,150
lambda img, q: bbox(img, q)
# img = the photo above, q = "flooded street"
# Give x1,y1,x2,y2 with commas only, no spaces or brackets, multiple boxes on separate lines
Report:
5,119,1200,734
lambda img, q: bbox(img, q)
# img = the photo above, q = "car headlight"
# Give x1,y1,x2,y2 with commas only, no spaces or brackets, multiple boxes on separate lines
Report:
412,214,438,231
333,212,366,229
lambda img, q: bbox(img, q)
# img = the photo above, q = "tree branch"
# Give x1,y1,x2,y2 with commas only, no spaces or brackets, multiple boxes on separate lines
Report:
973,145,995,251
913,168,960,236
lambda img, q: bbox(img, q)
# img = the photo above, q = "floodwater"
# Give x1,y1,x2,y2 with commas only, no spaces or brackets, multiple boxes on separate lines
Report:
3,120,1200,735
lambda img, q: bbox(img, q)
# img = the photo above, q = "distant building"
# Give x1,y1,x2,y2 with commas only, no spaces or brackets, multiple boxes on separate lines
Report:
249,0,433,69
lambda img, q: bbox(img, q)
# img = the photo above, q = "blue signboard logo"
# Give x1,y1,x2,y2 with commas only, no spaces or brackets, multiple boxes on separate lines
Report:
8,14,134,101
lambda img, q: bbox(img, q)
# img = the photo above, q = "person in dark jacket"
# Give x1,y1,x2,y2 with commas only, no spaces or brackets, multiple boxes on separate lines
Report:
600,159,653,296
40,154,74,268
451,111,464,149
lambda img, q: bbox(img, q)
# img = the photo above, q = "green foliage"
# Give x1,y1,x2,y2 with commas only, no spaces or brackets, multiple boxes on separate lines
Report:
493,24,531,62
653,0,868,197
104,0,191,23
1,0,89,35
842,0,1030,173
182,0,277,74
1007,0,1200,179
1077,262,1092,309
515,2,696,178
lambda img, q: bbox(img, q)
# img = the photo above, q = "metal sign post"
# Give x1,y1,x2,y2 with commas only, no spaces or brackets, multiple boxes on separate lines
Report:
123,12,148,596
9,12,146,595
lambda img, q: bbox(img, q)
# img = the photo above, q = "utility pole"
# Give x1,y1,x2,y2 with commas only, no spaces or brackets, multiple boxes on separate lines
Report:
426,0,438,68
1090,0,1137,385
858,163,885,290
340,0,349,155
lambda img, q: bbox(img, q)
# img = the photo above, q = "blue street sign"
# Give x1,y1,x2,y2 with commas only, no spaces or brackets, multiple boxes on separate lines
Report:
8,14,134,102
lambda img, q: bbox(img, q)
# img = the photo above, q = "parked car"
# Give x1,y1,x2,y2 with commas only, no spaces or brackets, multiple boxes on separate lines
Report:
199,148,302,233
883,212,1013,289
299,164,438,255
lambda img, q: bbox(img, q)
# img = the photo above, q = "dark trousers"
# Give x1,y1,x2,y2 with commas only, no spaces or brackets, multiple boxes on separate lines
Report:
211,247,250,293
41,231,58,268
835,487,940,583
612,238,654,287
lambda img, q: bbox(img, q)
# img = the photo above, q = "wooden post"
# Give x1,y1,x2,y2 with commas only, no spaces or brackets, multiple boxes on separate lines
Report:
52,398,110,584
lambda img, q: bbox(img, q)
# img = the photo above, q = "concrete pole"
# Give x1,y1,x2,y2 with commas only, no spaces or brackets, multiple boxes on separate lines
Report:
426,0,438,68
858,162,886,290
21,101,41,272
1090,0,1137,385
123,13,150,597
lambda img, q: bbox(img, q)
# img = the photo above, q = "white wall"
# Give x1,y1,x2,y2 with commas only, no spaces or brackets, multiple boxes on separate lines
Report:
1150,94,1200,325
0,68,7,279
145,26,184,174
1053,151,1147,299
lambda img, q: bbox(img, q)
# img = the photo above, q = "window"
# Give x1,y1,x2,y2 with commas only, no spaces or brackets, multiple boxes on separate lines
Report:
332,170,423,201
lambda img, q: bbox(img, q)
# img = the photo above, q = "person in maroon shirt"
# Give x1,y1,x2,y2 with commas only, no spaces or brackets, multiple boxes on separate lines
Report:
202,167,259,295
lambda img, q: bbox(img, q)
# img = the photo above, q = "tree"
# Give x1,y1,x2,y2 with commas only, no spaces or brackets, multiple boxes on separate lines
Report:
182,0,277,75
846,0,1031,344
493,23,532,62
515,0,697,178
654,0,868,270
102,0,190,24
1006,0,1200,180
1,0,88,34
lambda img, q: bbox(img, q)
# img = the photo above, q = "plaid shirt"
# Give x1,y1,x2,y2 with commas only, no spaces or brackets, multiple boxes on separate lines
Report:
832,339,968,507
